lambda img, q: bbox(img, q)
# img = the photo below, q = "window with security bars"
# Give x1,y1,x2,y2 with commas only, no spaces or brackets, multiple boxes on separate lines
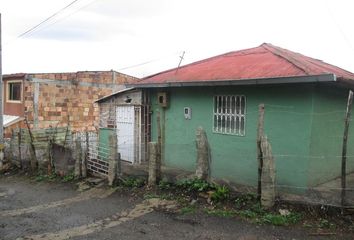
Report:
213,95,246,136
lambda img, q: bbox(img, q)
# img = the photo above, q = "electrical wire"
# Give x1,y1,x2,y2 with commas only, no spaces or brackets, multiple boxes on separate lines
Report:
24,0,99,39
16,0,83,39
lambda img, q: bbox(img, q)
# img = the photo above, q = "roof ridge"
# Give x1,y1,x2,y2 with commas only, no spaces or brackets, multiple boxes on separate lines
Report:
261,43,313,75
142,45,263,80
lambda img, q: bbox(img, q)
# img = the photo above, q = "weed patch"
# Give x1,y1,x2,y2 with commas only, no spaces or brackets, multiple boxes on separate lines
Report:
210,185,230,202
121,177,145,188
180,205,198,215
176,178,215,192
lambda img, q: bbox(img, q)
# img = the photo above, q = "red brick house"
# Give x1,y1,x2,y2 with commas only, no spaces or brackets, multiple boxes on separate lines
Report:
3,71,138,137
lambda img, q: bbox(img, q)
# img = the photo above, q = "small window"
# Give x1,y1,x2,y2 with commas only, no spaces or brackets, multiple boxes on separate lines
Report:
7,81,22,102
213,95,246,136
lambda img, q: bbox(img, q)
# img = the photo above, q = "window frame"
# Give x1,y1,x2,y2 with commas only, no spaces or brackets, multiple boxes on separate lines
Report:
6,80,23,103
212,95,246,136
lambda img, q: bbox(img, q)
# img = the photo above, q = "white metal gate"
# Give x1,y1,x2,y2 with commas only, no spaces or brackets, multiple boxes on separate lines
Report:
116,106,135,163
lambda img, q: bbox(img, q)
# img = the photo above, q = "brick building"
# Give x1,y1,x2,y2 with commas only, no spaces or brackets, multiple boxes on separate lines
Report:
3,71,138,137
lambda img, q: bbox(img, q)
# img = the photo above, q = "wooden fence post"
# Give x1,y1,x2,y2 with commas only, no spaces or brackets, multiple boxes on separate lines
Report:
257,104,265,200
341,90,353,208
195,127,210,180
148,142,158,186
108,131,118,186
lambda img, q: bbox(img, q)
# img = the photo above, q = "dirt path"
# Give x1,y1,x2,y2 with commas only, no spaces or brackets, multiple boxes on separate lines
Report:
0,175,353,240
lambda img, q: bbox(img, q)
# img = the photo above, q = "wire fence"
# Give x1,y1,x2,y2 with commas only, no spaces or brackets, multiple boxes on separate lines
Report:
5,103,354,208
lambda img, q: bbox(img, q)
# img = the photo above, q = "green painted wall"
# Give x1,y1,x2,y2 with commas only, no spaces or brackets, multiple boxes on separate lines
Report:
151,84,315,190
308,86,354,186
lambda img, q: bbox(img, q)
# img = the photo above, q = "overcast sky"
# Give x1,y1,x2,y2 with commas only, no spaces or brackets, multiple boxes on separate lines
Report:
1,0,354,78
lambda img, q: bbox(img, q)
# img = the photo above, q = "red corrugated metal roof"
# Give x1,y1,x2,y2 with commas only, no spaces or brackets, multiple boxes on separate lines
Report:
140,43,354,85
3,73,27,79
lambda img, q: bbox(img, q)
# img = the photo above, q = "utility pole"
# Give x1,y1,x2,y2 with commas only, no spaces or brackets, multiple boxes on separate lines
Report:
0,13,4,169
0,13,3,143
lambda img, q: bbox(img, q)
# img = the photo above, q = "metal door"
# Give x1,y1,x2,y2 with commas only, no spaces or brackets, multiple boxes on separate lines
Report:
116,106,135,163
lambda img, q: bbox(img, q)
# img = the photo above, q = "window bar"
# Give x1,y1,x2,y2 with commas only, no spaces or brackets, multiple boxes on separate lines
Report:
226,96,230,134
218,96,222,133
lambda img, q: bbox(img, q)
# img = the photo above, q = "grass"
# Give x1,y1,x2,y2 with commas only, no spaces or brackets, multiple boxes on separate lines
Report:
180,205,198,215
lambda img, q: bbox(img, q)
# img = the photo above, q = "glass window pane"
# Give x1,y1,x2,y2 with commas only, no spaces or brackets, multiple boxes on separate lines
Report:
231,96,236,114
9,82,22,101
241,96,246,115
240,117,245,135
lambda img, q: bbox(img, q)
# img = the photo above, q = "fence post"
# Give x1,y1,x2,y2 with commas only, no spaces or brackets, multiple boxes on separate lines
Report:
82,132,89,178
257,104,265,200
156,111,162,181
260,135,275,209
108,131,118,186
117,152,121,177
341,90,353,208
74,136,82,178
148,142,158,186
195,127,210,180
18,130,22,169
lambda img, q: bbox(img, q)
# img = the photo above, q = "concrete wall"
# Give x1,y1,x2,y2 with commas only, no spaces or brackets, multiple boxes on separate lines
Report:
308,85,354,186
150,84,314,190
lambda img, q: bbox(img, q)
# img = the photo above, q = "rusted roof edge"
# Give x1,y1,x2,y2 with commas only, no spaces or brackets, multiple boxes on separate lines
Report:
128,74,336,88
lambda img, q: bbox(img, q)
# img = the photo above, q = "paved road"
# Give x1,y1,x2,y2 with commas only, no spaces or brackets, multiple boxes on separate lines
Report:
0,175,351,240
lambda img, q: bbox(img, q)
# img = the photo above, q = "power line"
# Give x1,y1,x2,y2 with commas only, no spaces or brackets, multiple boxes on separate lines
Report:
118,51,183,71
16,0,82,39
324,0,354,53
24,0,99,39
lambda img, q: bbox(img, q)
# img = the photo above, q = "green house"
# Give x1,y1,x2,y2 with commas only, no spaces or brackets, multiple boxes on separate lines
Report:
123,43,354,204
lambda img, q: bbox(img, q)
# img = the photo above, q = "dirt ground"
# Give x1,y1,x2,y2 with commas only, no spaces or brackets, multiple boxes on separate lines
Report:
0,174,353,240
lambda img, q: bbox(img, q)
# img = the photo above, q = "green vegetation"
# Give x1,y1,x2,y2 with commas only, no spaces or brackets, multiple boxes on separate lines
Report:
158,179,174,190
234,193,257,208
62,172,75,182
261,212,302,226
210,185,230,202
318,218,336,229
34,171,76,183
237,202,302,226
121,177,145,188
180,205,198,215
176,178,215,192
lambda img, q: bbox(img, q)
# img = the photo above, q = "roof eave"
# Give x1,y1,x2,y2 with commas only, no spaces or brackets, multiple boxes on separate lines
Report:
94,87,136,103
128,74,336,88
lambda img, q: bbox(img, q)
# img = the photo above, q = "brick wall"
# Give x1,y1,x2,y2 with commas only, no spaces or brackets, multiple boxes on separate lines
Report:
23,71,139,132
